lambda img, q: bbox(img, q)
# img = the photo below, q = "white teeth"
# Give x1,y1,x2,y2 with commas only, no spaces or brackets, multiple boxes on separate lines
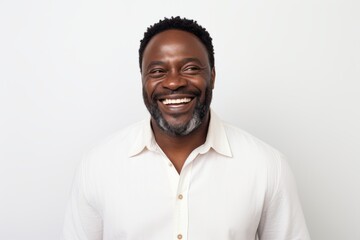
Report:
162,98,192,105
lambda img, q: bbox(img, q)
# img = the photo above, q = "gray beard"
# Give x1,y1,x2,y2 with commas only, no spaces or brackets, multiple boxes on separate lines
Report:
143,87,212,136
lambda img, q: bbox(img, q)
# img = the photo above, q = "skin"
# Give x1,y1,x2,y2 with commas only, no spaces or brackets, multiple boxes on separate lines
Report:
141,29,216,173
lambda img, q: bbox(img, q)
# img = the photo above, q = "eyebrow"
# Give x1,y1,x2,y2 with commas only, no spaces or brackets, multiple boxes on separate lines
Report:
144,58,205,72
180,58,203,66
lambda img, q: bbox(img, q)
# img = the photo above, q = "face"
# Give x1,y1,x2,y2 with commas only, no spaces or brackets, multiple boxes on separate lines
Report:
141,29,215,136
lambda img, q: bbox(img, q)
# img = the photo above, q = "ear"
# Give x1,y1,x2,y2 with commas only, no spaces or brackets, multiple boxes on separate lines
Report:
210,67,216,89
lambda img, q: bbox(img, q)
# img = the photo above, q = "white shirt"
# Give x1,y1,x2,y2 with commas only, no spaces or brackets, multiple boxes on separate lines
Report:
62,111,310,240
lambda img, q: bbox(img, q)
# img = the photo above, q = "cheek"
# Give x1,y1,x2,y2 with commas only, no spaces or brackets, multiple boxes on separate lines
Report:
191,77,210,93
143,81,158,100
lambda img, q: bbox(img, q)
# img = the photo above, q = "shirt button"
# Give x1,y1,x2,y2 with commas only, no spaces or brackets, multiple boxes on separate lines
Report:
168,162,173,167
177,234,183,239
178,194,183,200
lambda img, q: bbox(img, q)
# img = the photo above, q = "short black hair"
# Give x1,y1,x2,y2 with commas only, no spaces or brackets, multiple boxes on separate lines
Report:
139,16,214,71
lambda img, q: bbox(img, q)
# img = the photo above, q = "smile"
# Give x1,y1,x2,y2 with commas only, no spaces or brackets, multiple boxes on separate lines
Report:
162,98,192,105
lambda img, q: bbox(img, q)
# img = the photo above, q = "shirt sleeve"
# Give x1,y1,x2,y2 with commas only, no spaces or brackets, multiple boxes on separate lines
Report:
62,153,103,240
257,153,311,240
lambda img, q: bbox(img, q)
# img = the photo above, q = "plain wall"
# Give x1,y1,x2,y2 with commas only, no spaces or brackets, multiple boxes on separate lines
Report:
1,0,359,239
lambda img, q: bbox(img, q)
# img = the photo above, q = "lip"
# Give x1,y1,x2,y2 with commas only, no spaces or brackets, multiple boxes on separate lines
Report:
156,94,195,101
157,94,196,115
162,97,192,105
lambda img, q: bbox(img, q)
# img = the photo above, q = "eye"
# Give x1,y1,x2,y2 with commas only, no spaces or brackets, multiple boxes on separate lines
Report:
183,65,201,74
149,68,166,78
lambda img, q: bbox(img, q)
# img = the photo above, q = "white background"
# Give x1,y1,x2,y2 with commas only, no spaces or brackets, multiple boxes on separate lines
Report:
1,0,359,239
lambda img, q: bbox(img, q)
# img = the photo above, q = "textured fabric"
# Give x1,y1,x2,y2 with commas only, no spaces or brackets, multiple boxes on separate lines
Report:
62,110,310,240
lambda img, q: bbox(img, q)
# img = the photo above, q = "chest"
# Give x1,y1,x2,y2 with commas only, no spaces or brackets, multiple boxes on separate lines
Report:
96,152,266,240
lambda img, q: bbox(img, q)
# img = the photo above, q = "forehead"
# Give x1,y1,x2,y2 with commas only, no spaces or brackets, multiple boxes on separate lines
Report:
142,29,209,65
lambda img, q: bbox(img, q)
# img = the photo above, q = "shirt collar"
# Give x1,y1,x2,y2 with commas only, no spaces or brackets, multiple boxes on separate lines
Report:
127,117,156,157
128,109,232,158
200,109,232,157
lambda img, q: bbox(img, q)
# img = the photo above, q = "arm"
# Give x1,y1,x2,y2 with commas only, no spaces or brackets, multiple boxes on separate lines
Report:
62,154,103,240
257,154,311,240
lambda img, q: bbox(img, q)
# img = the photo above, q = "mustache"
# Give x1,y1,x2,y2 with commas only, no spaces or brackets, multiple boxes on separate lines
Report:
152,89,201,100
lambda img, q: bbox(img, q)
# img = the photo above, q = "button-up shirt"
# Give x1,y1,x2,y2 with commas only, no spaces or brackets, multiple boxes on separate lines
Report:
62,111,310,240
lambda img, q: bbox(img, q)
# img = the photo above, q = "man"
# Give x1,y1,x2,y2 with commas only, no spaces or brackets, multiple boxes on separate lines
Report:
63,17,310,240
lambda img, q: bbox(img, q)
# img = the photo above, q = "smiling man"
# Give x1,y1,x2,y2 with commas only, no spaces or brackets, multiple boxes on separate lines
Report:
63,17,310,240
141,28,215,173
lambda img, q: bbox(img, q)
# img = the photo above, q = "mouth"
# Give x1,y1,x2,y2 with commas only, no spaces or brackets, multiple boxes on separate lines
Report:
157,95,196,115
161,97,193,105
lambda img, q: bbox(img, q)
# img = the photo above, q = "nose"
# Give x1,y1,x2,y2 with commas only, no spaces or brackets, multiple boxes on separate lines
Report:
161,70,187,90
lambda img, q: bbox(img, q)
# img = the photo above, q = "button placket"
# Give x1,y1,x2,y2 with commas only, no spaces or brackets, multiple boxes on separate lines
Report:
156,146,179,197
174,160,194,240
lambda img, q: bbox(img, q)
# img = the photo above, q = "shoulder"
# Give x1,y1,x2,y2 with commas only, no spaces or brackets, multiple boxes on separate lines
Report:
222,122,297,202
84,120,147,165
222,121,286,185
222,121,283,161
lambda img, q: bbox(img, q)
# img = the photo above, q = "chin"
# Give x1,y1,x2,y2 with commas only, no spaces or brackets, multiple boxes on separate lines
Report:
156,112,202,136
